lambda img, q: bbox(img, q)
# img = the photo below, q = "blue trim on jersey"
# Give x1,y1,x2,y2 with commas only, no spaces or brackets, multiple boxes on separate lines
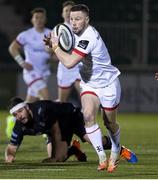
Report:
12,131,18,138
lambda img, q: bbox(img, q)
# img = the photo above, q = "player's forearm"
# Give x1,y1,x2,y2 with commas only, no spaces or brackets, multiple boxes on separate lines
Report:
50,30,81,68
5,144,17,163
8,41,25,67
8,41,21,58
54,48,80,68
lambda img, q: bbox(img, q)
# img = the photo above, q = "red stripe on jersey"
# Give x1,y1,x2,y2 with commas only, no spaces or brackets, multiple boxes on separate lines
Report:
102,104,119,111
80,91,98,97
28,77,43,87
73,48,87,57
15,40,23,47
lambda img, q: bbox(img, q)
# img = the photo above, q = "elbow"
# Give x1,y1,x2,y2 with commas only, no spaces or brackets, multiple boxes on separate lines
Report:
64,62,75,69
8,45,12,53
66,65,74,69
8,44,14,55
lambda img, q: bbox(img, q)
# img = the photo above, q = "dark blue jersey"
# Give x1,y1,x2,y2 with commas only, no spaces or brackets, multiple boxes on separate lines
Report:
10,100,86,146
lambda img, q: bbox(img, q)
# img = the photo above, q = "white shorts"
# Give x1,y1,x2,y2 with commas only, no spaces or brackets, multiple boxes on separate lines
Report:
80,78,121,110
23,70,49,97
57,63,81,88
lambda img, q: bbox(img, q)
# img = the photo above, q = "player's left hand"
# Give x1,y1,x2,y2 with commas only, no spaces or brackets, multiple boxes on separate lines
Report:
155,72,158,80
50,31,59,51
43,33,52,48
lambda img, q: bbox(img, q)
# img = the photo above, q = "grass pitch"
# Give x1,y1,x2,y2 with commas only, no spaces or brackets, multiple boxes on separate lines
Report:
0,110,158,179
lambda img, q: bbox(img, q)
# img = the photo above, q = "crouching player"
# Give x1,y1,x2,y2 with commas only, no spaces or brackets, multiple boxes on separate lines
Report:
5,97,88,163
5,97,137,165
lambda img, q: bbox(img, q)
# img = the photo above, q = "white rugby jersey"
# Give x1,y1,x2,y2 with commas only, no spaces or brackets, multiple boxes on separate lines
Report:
16,27,51,76
57,21,80,80
72,25,120,88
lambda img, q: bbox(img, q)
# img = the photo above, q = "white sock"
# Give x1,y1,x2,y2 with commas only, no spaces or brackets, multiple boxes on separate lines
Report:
86,123,106,163
108,128,121,153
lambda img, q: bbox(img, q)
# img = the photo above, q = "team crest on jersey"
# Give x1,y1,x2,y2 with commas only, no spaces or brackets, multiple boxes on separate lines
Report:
77,40,89,49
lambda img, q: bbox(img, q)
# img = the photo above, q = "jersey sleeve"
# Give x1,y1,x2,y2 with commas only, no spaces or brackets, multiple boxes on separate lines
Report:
73,34,94,57
10,122,24,146
16,31,27,46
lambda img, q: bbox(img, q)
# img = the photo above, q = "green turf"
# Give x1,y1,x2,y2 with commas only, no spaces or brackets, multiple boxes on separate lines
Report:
0,110,158,179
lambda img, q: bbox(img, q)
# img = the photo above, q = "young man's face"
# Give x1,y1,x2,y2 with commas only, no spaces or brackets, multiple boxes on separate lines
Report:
70,11,89,35
13,107,30,124
31,12,46,29
62,5,73,23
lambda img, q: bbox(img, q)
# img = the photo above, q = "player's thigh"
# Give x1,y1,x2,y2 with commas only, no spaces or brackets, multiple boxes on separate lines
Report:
80,84,100,117
23,71,47,96
38,87,49,100
25,93,39,102
30,78,48,96
81,94,100,125
74,79,81,94
58,87,72,102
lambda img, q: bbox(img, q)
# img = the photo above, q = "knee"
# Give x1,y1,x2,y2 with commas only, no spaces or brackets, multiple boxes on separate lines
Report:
83,111,95,125
82,108,92,120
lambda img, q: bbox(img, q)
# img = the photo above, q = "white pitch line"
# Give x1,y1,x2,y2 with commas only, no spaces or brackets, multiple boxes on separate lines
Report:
11,168,66,171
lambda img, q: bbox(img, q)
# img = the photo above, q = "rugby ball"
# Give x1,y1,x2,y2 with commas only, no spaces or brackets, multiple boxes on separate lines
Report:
54,23,74,52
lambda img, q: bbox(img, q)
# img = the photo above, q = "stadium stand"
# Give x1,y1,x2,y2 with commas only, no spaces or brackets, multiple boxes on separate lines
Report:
0,31,12,64
1,0,158,65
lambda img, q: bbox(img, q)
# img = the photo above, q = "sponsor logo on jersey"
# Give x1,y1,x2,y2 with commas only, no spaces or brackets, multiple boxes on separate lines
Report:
78,40,89,49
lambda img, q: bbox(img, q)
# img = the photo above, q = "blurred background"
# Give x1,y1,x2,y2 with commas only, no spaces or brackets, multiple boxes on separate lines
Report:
0,0,158,112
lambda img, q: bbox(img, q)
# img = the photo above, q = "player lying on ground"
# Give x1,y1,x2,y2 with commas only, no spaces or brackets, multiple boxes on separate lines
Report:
5,97,137,164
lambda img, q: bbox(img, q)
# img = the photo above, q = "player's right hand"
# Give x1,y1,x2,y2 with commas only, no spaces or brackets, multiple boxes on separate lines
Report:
5,155,15,163
155,72,158,80
22,62,33,71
